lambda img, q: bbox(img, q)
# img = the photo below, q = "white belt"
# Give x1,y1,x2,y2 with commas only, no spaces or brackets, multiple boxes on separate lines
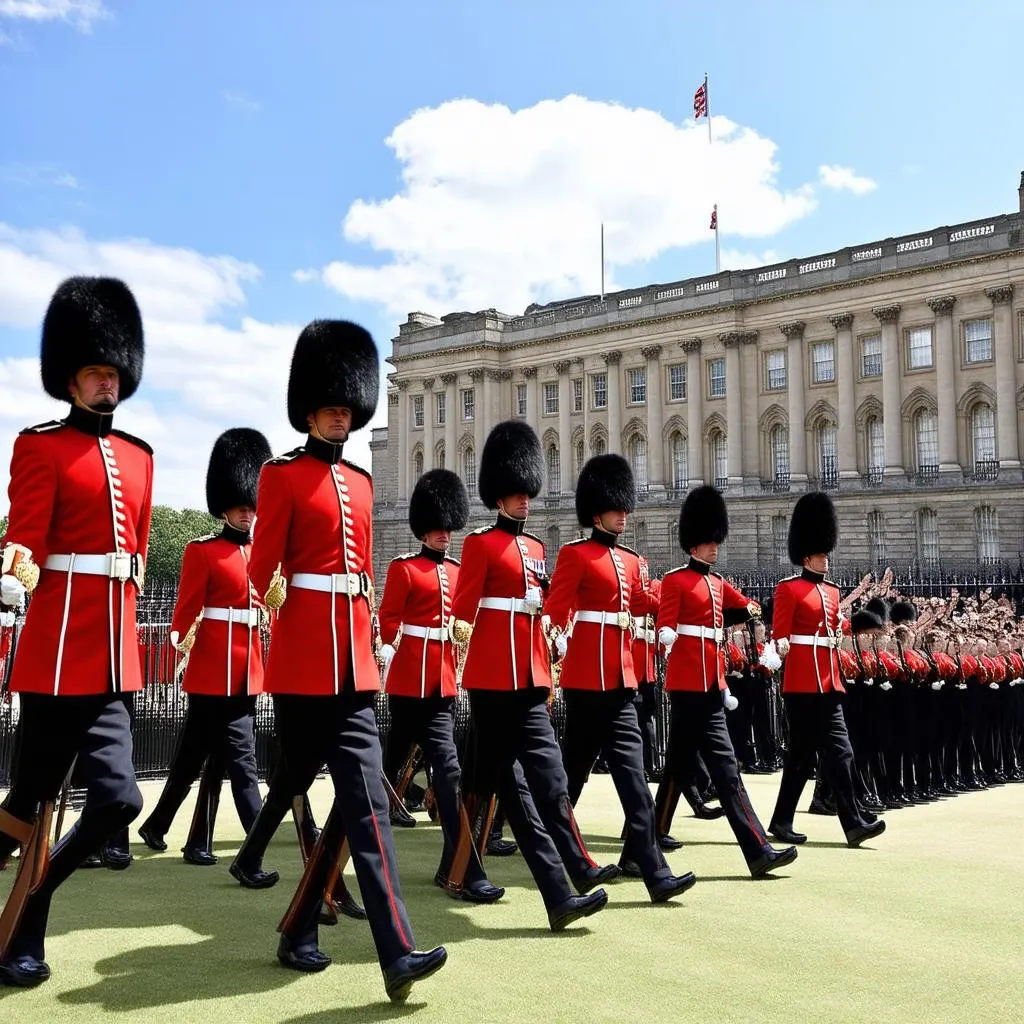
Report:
401,624,446,641
478,597,539,616
633,617,655,644
676,624,723,643
203,606,259,628
575,610,631,630
44,552,141,583
790,634,840,649
291,571,371,597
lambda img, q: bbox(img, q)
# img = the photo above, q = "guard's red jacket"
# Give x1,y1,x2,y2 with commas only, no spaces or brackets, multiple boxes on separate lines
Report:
169,528,264,697
657,559,753,692
545,533,654,691
772,569,852,695
451,516,551,691
632,570,660,684
249,438,379,695
3,411,153,696
378,547,459,700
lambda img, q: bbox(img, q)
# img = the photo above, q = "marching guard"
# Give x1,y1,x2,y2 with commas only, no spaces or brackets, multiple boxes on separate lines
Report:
0,278,150,986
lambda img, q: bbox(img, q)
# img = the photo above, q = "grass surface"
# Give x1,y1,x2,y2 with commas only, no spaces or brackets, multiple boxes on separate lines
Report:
2,772,1023,1023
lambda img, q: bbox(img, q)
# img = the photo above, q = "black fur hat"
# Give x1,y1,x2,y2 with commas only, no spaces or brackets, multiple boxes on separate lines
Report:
787,491,838,564
409,469,470,538
41,276,144,402
206,428,272,516
678,485,729,551
851,609,884,633
865,597,890,623
575,454,636,527
889,600,918,626
478,420,543,509
286,320,379,433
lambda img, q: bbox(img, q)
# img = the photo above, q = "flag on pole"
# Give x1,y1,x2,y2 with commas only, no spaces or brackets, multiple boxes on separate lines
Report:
709,205,717,231
693,78,708,119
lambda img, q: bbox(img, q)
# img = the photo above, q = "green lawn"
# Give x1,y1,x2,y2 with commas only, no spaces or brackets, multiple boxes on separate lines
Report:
2,772,1023,1024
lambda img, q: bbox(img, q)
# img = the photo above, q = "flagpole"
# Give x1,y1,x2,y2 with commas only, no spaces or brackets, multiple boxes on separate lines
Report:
704,73,711,144
600,222,605,301
714,205,720,274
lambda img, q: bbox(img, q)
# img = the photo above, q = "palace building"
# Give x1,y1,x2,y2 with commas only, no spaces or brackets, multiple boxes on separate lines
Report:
369,173,1024,581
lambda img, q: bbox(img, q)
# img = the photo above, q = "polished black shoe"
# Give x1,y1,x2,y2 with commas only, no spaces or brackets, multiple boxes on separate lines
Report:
138,825,168,852
277,934,331,973
573,863,620,895
383,946,447,1002
337,891,367,920
617,858,644,878
390,807,417,828
0,955,51,987
768,824,807,845
692,802,726,820
807,798,837,816
461,880,505,904
229,861,280,889
183,847,218,866
648,871,697,903
485,836,518,857
846,819,887,848
548,889,608,932
658,833,683,851
749,845,798,879
80,852,104,869
101,846,134,870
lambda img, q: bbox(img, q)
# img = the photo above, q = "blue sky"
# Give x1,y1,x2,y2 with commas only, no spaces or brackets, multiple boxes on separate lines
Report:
2,0,1023,505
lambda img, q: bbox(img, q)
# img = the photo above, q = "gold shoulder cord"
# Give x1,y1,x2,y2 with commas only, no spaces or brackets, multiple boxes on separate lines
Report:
265,563,287,610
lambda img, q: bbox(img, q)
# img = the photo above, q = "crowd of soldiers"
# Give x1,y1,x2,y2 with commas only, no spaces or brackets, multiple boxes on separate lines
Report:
0,276,1020,1005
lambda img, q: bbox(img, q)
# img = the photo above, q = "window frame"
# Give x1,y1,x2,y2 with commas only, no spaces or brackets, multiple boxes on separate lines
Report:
860,332,882,378
905,325,934,371
810,340,835,385
963,317,994,366
708,358,726,399
591,372,608,410
668,363,687,402
764,349,787,392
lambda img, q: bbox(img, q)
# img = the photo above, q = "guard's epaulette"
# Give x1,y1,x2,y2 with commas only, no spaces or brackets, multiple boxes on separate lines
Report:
617,542,640,557
19,420,63,435
444,555,461,567
523,530,544,545
663,565,686,578
468,524,493,536
393,551,419,562
110,429,153,455
266,447,305,465
563,537,588,547
191,532,220,544
778,573,801,583
340,458,372,480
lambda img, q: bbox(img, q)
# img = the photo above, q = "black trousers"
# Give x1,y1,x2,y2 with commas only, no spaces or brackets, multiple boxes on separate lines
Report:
272,692,414,969
772,692,865,835
385,694,487,885
141,694,262,843
655,690,769,864
469,687,594,909
634,681,659,776
562,687,669,886
0,694,142,959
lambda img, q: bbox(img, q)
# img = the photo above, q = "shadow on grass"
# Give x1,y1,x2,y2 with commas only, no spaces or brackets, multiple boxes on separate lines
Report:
281,1004,429,1024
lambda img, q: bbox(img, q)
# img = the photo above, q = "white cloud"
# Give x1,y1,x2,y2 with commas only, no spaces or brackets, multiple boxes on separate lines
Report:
291,267,318,284
309,95,819,317
818,164,878,196
719,248,781,272
0,224,384,509
0,0,109,31
0,163,80,189
223,90,261,115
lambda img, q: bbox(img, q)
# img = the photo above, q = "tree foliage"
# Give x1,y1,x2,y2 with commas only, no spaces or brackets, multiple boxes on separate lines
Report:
146,506,219,582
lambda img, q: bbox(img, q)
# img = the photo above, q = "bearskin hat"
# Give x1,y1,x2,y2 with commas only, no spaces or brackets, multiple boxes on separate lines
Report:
286,320,379,433
851,608,885,634
409,469,470,538
787,491,838,564
865,597,890,623
477,420,543,509
41,276,144,402
574,454,636,527
206,428,272,517
889,600,917,626
678,485,728,551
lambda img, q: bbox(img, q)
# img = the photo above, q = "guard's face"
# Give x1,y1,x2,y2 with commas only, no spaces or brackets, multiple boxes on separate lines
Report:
224,506,255,532
70,365,120,411
804,553,829,574
690,541,718,565
422,529,450,553
595,510,627,535
308,406,352,443
498,494,530,520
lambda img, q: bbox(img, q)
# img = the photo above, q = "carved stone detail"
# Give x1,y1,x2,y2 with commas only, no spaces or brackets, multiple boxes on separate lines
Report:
553,360,572,374
779,321,806,339
601,350,622,364
926,295,957,314
640,344,663,360
468,368,485,381
422,377,435,391
828,312,854,330
522,366,538,378
396,379,410,391
740,330,759,346
719,332,743,349
679,338,702,353
986,285,1015,305
872,304,902,324
439,372,458,385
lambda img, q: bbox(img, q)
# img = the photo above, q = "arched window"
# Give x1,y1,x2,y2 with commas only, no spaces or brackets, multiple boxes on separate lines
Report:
592,436,606,457
818,423,838,488
548,524,561,556
771,514,788,565
574,439,585,481
462,446,476,491
976,506,999,564
914,409,938,476
971,403,997,476
630,518,648,552
770,425,789,486
866,416,885,482
547,445,560,494
629,436,648,492
711,431,728,489
916,508,939,568
436,443,445,470
868,510,886,566
413,450,423,481
669,432,688,489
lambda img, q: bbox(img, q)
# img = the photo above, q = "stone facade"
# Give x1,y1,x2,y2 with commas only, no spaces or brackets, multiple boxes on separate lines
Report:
371,174,1024,582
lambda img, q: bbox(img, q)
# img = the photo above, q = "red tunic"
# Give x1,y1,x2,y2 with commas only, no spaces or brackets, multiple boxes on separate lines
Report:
545,537,653,692
378,549,459,700
249,444,379,695
772,572,852,695
3,418,153,696
657,562,752,693
631,566,659,684
451,520,551,692
169,533,264,697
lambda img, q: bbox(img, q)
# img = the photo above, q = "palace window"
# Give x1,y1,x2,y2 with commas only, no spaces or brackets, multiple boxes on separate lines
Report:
765,350,786,391
669,364,687,401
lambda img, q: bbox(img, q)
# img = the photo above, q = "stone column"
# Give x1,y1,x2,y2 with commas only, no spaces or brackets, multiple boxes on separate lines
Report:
926,296,960,476
481,369,496,457
554,359,573,493
523,366,539,436
780,322,807,487
396,379,410,502
740,331,759,487
682,339,703,485
421,377,435,471
602,350,622,453
872,305,903,476
720,333,743,488
440,372,457,472
987,286,1020,470
468,369,485,461
830,313,857,482
641,345,664,491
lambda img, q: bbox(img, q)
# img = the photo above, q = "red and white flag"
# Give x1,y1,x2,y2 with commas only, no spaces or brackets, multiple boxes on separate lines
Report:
709,206,717,231
693,79,708,119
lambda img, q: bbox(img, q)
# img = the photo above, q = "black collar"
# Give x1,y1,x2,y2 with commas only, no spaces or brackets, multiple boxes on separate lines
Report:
495,512,527,536
420,544,445,564
65,402,115,438
221,523,251,545
687,556,711,576
590,528,617,548
801,567,827,584
305,434,345,465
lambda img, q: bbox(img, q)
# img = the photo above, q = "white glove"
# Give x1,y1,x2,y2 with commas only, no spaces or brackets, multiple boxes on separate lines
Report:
864,678,874,686
989,682,999,690
931,681,943,691
775,637,790,658
0,574,26,609
555,634,568,658
957,683,967,690
541,614,551,634
759,640,782,672
658,626,676,653
523,586,543,614
0,610,14,628
380,643,397,668
879,681,892,691
723,688,739,711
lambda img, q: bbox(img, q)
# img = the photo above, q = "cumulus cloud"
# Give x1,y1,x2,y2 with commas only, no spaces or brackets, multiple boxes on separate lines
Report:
719,248,781,271
305,95,819,317
818,164,877,196
0,224,383,508
0,0,109,31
